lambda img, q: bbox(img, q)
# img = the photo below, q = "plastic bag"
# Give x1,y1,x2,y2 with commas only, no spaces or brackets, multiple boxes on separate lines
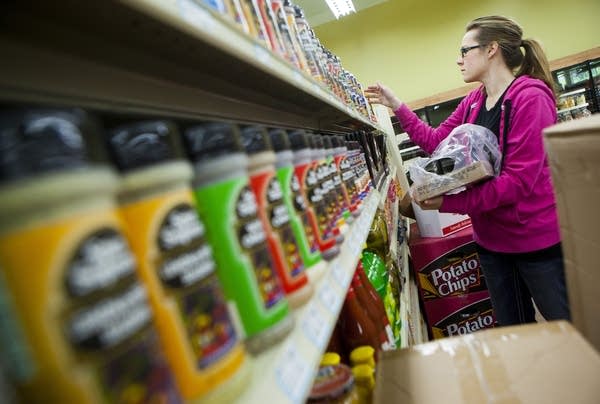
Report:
409,124,501,198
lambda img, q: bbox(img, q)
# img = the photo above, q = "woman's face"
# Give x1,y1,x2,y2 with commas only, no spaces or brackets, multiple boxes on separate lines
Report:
457,29,488,83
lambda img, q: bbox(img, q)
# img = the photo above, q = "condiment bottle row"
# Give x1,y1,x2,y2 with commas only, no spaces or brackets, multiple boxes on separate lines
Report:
0,107,380,403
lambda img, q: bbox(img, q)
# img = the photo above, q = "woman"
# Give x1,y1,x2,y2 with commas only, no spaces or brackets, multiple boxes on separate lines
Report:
365,15,571,326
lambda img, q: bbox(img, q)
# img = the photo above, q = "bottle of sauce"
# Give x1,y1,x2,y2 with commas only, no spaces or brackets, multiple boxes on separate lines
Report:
240,125,313,307
309,134,344,245
107,120,250,402
351,364,375,404
268,128,327,281
0,108,181,403
351,270,394,351
287,130,339,260
331,136,359,217
355,262,396,349
182,121,293,354
340,286,380,353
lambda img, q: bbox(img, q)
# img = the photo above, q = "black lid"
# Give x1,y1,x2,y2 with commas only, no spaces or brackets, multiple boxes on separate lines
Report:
348,141,361,150
330,136,342,148
321,136,333,149
182,121,243,162
239,125,272,154
293,5,304,17
310,134,324,149
288,129,310,150
106,120,182,172
0,108,105,183
268,128,291,152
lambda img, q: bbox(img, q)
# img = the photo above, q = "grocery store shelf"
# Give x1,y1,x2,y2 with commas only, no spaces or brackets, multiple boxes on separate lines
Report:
557,103,589,114
378,166,396,209
235,188,381,403
388,198,400,264
558,87,586,98
0,0,381,132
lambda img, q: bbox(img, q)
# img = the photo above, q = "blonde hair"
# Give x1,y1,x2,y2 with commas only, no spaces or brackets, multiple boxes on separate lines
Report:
466,16,555,96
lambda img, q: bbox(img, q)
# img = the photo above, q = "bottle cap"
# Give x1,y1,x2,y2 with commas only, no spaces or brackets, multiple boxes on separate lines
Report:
287,129,310,150
322,135,333,150
106,120,182,172
310,134,324,149
320,352,341,367
182,121,243,162
267,128,291,152
239,125,272,154
0,108,105,184
350,346,375,367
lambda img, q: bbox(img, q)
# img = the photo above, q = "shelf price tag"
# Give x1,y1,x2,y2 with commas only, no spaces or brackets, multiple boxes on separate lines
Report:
301,301,330,348
178,0,216,32
318,279,339,315
253,44,273,68
275,343,312,403
331,259,345,284
292,70,304,84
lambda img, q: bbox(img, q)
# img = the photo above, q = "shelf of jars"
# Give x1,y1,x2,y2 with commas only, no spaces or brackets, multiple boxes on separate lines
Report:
558,87,586,98
0,0,381,132
236,183,382,404
557,102,589,114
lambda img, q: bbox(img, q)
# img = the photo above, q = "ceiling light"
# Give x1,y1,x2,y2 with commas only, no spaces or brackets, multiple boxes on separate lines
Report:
324,0,356,19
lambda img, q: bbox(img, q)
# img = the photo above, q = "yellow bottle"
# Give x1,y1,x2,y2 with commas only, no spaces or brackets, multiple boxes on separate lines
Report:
352,364,375,404
106,120,251,402
0,109,181,403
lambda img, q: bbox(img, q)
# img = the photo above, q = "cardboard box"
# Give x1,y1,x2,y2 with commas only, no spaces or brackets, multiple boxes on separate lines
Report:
411,160,494,202
374,321,600,404
412,202,471,237
544,114,600,352
409,225,487,302
423,291,495,340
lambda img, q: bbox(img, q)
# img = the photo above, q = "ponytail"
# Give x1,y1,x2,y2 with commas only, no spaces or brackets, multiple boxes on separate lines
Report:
518,39,556,97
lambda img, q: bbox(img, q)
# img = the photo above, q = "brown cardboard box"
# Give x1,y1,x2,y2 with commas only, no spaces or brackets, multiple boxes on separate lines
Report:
544,114,600,352
411,161,494,202
374,321,600,404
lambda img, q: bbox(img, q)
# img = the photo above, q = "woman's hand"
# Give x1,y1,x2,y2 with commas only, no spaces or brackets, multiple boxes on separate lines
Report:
415,196,444,210
364,83,403,111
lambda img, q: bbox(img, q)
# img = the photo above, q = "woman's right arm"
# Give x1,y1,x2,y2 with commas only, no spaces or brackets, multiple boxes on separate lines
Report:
365,83,474,154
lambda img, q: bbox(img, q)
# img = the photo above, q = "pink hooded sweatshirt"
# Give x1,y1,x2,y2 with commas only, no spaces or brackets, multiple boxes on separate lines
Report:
395,75,559,253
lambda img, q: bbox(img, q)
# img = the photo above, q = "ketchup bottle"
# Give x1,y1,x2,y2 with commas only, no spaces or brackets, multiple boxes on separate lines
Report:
340,286,380,354
352,266,395,350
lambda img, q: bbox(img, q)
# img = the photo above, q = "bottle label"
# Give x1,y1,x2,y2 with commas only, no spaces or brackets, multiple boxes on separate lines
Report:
267,178,304,278
65,229,136,298
156,204,238,369
305,166,329,239
236,186,285,308
291,173,319,254
64,229,180,403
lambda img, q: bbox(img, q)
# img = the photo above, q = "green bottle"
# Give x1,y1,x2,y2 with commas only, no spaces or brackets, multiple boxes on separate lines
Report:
267,128,327,281
182,121,293,354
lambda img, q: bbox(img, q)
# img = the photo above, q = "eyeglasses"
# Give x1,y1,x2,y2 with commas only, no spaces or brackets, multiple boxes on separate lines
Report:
460,44,484,58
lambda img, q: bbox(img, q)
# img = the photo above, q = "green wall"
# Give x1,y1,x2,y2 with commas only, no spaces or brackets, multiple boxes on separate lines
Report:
314,0,600,103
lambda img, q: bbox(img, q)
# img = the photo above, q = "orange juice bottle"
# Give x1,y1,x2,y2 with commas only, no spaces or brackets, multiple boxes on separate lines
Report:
105,120,251,402
0,109,181,403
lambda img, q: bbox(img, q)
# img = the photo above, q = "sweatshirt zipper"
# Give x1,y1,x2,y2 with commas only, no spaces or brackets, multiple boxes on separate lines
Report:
500,100,512,172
